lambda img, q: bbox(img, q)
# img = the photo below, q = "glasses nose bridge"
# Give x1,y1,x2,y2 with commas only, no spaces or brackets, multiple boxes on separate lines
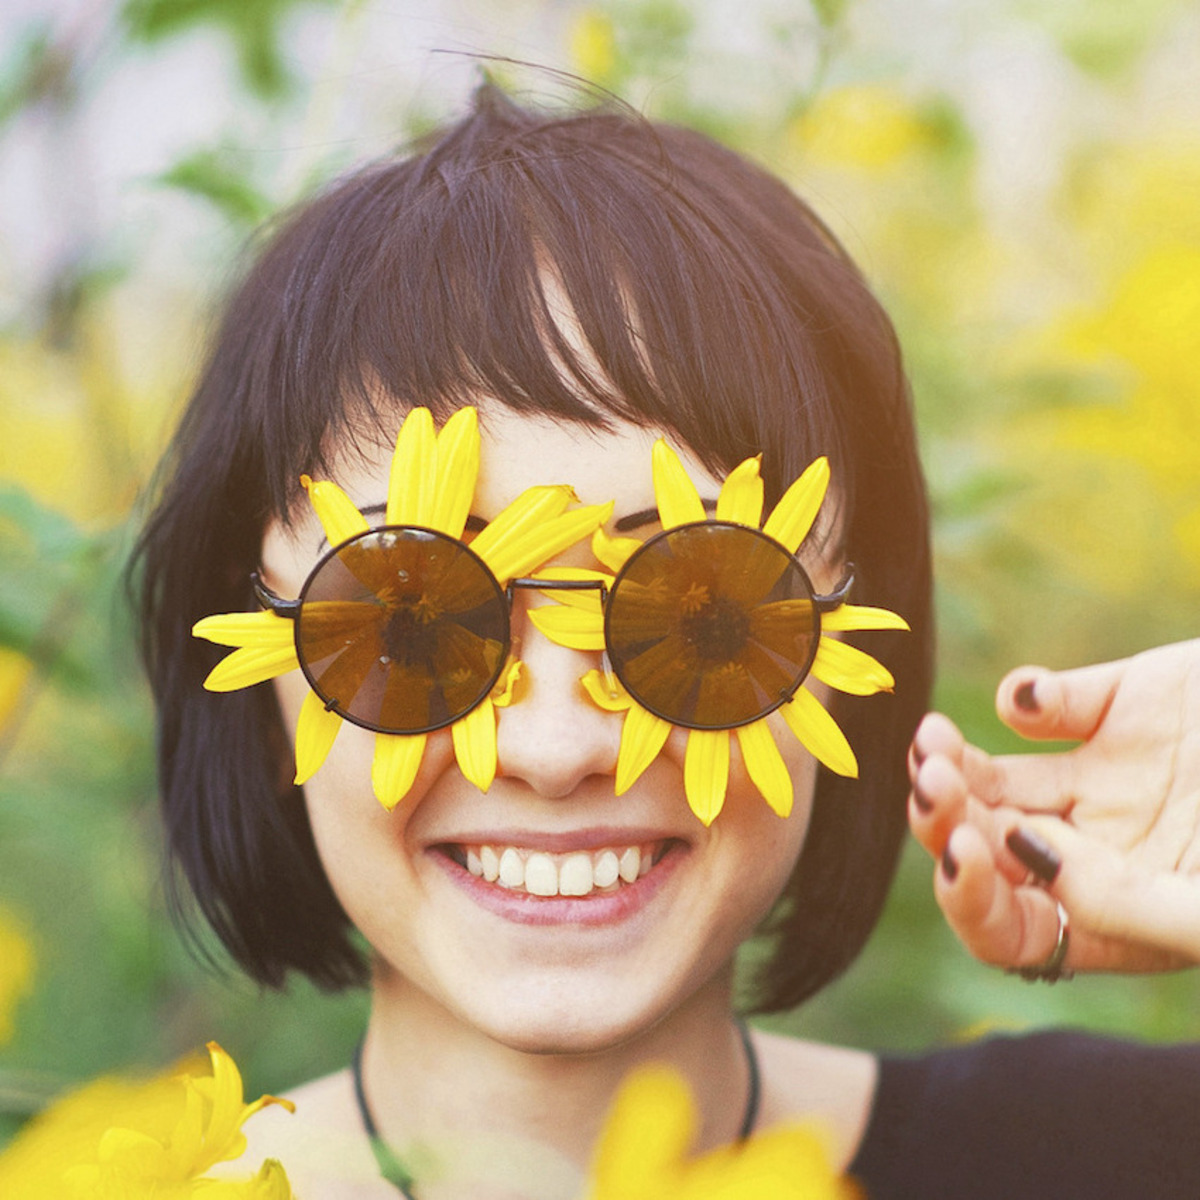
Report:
505,575,609,607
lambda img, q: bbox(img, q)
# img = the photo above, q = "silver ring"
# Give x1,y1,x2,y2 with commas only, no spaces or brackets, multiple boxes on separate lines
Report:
1007,900,1074,983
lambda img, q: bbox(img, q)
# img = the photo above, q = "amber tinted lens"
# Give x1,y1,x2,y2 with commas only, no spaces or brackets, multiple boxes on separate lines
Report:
296,528,509,734
605,523,818,729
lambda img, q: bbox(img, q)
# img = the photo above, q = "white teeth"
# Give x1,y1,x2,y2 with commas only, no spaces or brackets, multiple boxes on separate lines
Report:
498,847,524,888
480,845,500,882
618,846,640,884
592,849,619,888
559,853,593,896
524,853,558,897
459,842,664,897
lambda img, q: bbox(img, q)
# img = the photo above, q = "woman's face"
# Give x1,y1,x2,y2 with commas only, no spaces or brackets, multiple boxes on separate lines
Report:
261,404,831,1053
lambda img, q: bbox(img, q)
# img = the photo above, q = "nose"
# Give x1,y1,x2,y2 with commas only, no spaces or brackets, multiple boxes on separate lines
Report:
494,597,619,798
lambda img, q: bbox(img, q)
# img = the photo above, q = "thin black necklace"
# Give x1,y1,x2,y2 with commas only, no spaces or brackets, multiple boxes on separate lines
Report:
352,1021,761,1198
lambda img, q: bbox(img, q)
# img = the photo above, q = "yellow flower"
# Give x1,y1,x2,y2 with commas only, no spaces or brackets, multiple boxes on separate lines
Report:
0,1043,295,1199
0,905,34,1045
193,406,611,810
530,442,907,825
585,1064,859,1200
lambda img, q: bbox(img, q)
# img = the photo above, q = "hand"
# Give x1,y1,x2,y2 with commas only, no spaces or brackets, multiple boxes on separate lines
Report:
908,640,1200,973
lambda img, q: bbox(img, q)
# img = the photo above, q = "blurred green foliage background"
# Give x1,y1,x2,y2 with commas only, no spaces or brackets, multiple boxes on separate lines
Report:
2,0,1200,1141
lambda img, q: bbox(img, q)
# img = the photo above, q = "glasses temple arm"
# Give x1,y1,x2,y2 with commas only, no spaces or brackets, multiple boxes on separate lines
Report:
251,571,302,619
813,564,855,613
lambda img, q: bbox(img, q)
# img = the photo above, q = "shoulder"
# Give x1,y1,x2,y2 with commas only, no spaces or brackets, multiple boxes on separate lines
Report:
211,1068,395,1199
750,1028,878,1173
852,1030,1200,1200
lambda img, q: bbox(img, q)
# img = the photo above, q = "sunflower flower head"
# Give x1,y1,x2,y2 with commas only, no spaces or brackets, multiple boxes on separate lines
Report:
193,406,611,811
530,440,908,825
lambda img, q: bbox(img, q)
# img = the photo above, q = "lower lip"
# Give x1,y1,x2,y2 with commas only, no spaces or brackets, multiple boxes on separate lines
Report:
428,844,685,926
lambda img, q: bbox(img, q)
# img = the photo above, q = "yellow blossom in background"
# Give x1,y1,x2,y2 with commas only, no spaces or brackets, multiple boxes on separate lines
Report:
0,1043,295,1198
0,906,34,1045
585,1064,859,1200
1001,136,1200,600
791,84,933,172
569,9,617,84
0,646,34,746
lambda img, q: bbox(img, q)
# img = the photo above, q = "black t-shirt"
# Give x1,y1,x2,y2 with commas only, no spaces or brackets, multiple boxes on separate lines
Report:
849,1031,1200,1199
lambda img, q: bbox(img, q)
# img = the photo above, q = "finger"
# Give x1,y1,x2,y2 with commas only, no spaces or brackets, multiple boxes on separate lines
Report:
935,824,1061,967
1014,818,1200,968
996,659,1127,743
909,752,969,859
911,712,965,770
911,712,997,808
968,749,1078,816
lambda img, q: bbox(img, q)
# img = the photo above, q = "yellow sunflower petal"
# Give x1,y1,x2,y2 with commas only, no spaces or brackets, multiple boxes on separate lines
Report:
684,729,730,825
811,637,895,695
452,697,498,792
372,732,427,810
531,566,612,611
821,604,910,632
715,455,764,527
652,440,706,529
301,475,369,547
615,703,672,794
527,605,607,650
203,644,300,691
491,659,522,707
735,720,794,817
192,611,294,647
580,668,632,713
429,406,480,537
592,526,644,573
781,686,858,777
761,456,830,555
483,501,614,584
469,485,571,574
386,406,438,526
293,690,342,785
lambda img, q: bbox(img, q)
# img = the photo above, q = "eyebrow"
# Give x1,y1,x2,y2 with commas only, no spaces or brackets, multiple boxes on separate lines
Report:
317,499,716,549
615,498,716,532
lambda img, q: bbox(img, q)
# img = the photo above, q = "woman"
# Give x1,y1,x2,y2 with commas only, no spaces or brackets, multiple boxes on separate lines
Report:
133,85,1200,1198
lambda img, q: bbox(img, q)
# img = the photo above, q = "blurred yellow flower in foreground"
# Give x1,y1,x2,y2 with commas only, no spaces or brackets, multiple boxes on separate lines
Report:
0,1043,295,1198
585,1064,860,1200
0,905,34,1045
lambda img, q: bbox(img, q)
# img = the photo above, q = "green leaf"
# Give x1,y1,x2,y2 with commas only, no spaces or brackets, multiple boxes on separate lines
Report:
155,147,274,228
121,0,339,98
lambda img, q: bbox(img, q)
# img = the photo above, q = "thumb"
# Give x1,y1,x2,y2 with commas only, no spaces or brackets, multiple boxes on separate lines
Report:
996,659,1127,743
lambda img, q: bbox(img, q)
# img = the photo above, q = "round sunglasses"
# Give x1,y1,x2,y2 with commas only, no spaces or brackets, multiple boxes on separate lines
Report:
252,521,852,736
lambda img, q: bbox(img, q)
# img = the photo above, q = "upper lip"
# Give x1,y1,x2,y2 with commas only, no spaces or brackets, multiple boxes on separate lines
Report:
425,826,685,853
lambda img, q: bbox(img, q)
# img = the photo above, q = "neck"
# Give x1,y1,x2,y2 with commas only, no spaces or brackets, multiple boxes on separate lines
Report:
358,964,751,1200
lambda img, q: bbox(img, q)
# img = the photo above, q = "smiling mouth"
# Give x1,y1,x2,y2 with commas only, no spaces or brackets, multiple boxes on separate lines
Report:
437,841,676,899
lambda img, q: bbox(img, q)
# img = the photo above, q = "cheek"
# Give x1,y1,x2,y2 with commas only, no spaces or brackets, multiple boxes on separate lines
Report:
270,670,456,847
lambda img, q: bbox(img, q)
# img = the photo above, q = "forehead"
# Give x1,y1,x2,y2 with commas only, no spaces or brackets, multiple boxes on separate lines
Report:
327,403,723,521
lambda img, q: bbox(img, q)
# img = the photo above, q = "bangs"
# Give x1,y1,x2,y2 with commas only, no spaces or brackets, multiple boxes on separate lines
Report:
238,88,859,522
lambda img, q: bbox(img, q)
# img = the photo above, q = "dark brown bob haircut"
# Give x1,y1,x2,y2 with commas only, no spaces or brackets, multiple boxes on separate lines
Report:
133,84,933,1012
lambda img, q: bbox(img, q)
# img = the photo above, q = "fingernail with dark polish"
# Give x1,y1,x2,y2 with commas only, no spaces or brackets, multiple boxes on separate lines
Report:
1006,827,1061,883
1014,680,1039,713
912,782,933,814
941,846,959,882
